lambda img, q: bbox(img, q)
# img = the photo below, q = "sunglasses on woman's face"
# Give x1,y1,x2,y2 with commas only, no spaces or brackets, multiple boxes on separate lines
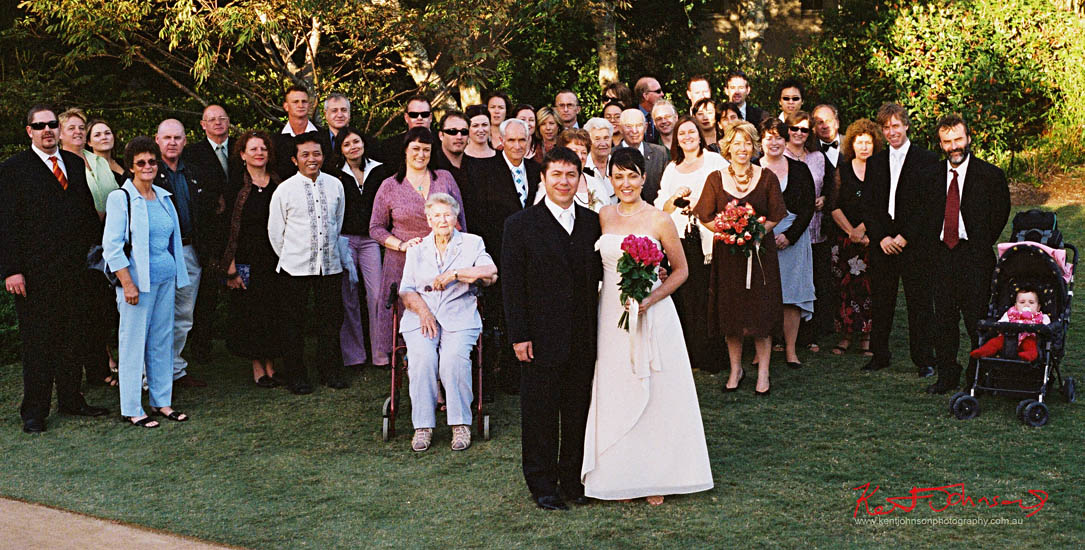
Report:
134,159,158,168
788,126,811,134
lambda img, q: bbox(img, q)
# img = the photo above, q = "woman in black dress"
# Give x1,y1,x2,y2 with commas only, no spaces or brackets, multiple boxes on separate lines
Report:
223,131,284,386
829,119,884,356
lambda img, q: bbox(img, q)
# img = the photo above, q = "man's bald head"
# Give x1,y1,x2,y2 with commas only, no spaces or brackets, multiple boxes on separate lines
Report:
155,119,187,164
619,108,647,147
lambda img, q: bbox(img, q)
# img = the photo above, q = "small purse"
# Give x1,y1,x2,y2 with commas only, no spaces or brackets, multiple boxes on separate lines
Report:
87,188,132,287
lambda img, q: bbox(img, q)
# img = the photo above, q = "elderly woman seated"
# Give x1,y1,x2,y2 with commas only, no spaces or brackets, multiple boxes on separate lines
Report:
399,193,498,452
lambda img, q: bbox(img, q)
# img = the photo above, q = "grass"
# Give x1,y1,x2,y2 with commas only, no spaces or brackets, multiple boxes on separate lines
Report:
1,204,1083,549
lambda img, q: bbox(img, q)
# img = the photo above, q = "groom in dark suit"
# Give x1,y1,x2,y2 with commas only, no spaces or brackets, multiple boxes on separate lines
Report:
0,105,110,433
926,114,1011,394
502,147,602,511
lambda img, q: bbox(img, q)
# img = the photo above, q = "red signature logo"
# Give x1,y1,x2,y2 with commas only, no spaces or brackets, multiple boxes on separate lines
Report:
852,482,1048,518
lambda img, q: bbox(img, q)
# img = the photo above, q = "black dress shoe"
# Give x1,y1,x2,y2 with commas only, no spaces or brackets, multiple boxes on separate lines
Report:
917,365,936,378
926,378,959,395
324,376,350,389
255,375,277,388
22,418,45,434
861,358,889,371
566,494,590,505
534,495,568,511
61,404,109,417
289,380,314,395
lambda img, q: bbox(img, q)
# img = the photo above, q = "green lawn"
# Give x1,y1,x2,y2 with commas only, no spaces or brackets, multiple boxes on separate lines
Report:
1,204,1082,549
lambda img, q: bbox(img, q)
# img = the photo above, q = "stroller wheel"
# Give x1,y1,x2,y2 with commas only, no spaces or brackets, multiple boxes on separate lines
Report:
952,395,979,420
1022,401,1049,427
1063,377,1076,403
1016,399,1034,421
948,392,968,415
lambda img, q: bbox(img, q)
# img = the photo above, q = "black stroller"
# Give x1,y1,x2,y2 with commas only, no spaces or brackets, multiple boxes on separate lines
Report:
950,210,1077,427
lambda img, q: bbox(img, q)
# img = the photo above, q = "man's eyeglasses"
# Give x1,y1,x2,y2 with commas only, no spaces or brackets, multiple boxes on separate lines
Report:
788,126,812,134
202,116,229,123
134,159,158,168
441,128,469,136
407,111,432,119
649,89,662,94
29,120,59,130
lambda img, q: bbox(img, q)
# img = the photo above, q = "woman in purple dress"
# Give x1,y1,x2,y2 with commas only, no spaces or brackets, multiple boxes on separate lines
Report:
369,127,467,365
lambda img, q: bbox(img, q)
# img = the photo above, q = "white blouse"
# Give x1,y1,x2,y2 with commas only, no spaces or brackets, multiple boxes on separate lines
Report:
655,151,728,260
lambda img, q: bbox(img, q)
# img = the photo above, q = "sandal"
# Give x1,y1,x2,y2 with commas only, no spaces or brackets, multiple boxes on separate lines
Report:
646,496,664,506
807,343,820,353
128,416,159,428
150,407,189,422
104,375,118,387
451,425,472,451
412,428,433,452
831,340,850,355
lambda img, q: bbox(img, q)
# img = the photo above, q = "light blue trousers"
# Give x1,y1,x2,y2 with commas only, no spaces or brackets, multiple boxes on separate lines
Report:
403,326,480,429
117,279,176,418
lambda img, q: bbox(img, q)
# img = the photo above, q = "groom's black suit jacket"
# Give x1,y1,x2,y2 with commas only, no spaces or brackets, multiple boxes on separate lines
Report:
501,202,602,367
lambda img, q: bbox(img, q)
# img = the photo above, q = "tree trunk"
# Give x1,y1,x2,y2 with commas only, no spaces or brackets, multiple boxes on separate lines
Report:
738,0,767,62
458,81,482,109
595,1,618,88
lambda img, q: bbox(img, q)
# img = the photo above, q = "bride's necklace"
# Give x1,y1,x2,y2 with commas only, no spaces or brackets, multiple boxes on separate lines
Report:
617,201,646,217
729,163,755,192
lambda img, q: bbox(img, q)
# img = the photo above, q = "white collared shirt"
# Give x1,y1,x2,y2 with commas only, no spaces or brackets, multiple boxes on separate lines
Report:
620,141,646,156
504,151,528,206
820,137,840,166
281,120,319,137
544,196,576,234
32,144,67,179
888,139,911,219
941,154,970,241
268,170,345,276
737,102,747,120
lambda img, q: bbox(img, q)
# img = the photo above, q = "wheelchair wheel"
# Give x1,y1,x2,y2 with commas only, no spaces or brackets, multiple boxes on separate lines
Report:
1022,401,1049,427
382,396,392,416
948,392,968,415
1016,399,1034,421
382,417,391,441
483,415,491,441
952,395,979,420
1063,377,1076,403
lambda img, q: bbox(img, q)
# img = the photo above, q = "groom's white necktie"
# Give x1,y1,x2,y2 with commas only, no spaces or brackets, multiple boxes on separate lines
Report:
559,209,574,235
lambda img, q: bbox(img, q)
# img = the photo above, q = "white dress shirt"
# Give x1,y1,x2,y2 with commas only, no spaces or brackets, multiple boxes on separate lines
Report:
268,171,345,276
504,151,528,207
820,137,840,166
940,154,970,241
32,144,67,179
544,196,576,234
281,120,319,137
737,102,747,120
887,139,911,219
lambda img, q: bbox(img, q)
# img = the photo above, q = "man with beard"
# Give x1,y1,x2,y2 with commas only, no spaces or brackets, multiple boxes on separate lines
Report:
431,111,470,187
925,114,1010,394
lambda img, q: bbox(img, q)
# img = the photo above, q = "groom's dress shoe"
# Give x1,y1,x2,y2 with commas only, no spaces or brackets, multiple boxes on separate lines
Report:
23,418,45,434
534,495,568,511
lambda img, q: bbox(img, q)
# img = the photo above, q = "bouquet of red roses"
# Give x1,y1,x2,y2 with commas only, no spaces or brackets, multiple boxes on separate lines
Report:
712,199,767,258
616,234,664,331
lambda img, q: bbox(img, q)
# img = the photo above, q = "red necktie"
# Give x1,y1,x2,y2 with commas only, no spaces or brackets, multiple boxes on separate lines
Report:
943,169,960,249
49,156,68,190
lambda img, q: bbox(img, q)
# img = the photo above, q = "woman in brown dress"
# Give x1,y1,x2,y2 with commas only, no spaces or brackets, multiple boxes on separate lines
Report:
693,121,787,396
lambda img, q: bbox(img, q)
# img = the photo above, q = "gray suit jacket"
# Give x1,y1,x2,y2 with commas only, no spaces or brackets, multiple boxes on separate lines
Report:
620,141,670,204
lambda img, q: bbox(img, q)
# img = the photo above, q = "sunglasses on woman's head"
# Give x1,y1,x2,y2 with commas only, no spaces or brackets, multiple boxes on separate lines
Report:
788,126,811,134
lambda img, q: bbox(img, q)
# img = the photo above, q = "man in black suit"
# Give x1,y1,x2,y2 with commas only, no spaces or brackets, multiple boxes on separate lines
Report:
181,104,235,362
377,94,432,167
861,103,938,377
725,70,767,125
502,146,602,511
0,105,109,433
430,110,469,187
812,103,842,169
618,108,669,204
464,118,540,394
926,114,1011,394
322,92,352,154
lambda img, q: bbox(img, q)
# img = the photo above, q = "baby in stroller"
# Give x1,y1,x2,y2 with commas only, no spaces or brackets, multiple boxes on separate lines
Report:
970,285,1049,362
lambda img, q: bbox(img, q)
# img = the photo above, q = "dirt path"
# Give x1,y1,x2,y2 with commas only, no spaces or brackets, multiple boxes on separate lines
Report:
0,497,245,550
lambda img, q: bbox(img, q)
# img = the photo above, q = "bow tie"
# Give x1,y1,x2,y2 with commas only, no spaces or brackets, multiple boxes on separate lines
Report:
820,140,838,153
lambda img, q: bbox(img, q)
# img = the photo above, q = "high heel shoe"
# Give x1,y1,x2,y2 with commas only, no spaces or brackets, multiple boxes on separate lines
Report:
754,386,771,397
723,369,745,392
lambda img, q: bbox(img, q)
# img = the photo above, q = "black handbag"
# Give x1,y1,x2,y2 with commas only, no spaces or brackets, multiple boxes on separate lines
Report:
87,188,132,287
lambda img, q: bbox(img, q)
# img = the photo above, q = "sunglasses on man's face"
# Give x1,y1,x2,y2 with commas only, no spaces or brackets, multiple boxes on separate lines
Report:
781,96,802,102
788,126,811,134
407,111,432,119
29,120,59,130
134,159,158,168
441,128,469,136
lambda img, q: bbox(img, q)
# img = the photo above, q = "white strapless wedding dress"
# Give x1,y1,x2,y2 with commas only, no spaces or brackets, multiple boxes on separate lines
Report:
581,234,714,499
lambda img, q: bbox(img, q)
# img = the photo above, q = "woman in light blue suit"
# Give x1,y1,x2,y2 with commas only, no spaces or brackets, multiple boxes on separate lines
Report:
103,137,191,428
399,193,498,452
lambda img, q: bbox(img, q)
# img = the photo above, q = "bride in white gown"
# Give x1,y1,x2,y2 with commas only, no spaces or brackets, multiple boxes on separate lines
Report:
582,148,713,505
